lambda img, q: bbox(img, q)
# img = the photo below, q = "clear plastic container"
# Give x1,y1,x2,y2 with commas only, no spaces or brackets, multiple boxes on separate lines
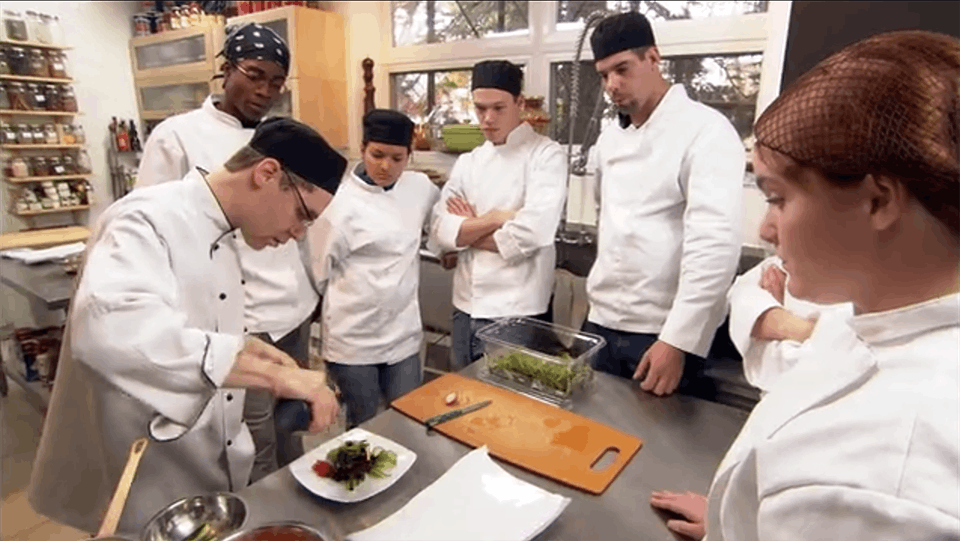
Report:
476,317,604,407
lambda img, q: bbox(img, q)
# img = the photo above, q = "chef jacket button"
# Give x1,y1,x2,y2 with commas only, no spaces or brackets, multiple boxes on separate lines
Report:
219,293,227,300
227,440,233,446
243,327,248,332
241,279,246,285
212,244,219,251
226,393,233,401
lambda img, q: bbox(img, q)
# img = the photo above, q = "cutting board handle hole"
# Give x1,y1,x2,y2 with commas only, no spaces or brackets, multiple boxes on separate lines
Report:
591,447,620,471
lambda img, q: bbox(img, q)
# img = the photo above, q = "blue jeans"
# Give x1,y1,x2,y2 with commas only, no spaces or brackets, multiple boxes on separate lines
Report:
326,353,422,428
450,308,552,372
581,320,705,394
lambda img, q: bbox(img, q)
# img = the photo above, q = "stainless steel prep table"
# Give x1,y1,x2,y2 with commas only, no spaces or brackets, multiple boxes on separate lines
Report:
237,362,749,541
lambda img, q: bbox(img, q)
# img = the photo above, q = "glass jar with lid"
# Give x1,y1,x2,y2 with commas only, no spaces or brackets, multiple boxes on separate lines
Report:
77,149,92,174
0,123,16,144
43,84,59,111
28,49,48,77
48,155,64,175
8,47,28,76
31,156,50,177
27,83,46,110
43,123,58,144
9,156,30,177
0,47,10,75
35,13,53,44
0,83,9,110
3,11,29,42
72,123,85,144
59,86,78,112
48,15,64,46
58,123,74,144
15,123,34,144
31,123,44,143
25,12,44,43
46,50,67,78
61,154,77,174
8,82,29,110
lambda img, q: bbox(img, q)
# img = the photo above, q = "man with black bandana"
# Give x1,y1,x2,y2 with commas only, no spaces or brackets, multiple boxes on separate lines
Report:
584,12,744,396
135,23,319,480
429,60,567,371
28,118,346,538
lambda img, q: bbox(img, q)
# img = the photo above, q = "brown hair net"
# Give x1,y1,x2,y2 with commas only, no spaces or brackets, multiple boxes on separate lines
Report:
755,30,960,236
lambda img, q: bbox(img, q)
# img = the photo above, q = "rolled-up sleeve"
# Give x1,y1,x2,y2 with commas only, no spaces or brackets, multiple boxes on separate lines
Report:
430,155,471,252
727,256,781,356
492,142,567,264
659,120,745,357
135,124,188,188
70,211,241,432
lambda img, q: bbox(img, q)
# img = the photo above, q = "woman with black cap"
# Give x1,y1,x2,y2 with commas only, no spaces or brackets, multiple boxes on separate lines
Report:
305,109,439,427
135,23,321,480
650,31,959,540
583,11,745,397
28,118,348,538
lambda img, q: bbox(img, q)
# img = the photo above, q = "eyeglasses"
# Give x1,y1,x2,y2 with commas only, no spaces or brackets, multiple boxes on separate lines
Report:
231,61,287,93
284,167,316,227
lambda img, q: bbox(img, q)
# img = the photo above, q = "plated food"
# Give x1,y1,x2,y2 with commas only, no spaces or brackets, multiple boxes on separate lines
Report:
311,440,398,491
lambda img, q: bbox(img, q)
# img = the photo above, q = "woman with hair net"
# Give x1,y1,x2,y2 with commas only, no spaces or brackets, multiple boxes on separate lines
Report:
649,30,960,540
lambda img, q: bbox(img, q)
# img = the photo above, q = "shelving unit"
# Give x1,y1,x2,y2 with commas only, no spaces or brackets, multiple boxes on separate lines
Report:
5,174,90,183
0,75,74,84
14,204,90,216
0,110,80,117
0,39,71,50
1,144,83,150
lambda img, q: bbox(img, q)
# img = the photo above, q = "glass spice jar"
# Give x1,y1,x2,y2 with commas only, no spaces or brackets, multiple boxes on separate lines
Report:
1,123,16,144
76,148,92,174
58,123,74,144
48,155,64,175
31,156,50,176
62,154,77,174
28,49,48,77
31,123,44,143
43,123,58,144
43,84,59,111
16,123,33,144
8,47,28,76
0,47,10,75
8,82,29,110
59,86,77,112
72,123,85,144
27,83,46,111
25,11,44,43
46,50,67,78
9,156,30,177
3,10,29,42
0,83,9,110
36,13,54,44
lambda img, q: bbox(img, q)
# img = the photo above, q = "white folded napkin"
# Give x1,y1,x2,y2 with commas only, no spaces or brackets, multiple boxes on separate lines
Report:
0,242,85,264
348,446,570,541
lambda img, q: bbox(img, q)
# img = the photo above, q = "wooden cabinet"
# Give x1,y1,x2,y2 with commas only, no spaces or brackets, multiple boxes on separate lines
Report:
226,6,347,148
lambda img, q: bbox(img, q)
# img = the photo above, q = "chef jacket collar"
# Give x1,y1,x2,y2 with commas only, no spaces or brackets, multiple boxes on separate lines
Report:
201,95,256,130
185,167,236,256
850,292,960,346
353,162,396,192
484,121,535,150
617,84,687,129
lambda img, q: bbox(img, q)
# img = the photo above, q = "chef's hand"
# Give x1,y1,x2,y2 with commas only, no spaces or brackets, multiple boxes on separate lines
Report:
240,336,299,369
447,197,477,218
633,340,685,396
760,265,787,305
440,251,458,270
274,368,340,432
650,491,706,540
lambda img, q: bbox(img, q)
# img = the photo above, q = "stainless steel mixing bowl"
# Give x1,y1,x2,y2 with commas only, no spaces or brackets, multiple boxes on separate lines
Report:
141,492,247,541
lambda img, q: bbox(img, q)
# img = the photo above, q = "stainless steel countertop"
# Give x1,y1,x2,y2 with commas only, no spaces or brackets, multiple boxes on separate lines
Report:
0,259,75,311
237,363,749,541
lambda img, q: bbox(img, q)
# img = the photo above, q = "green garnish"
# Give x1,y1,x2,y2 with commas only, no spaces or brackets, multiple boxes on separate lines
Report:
325,440,398,491
184,523,217,541
488,350,592,395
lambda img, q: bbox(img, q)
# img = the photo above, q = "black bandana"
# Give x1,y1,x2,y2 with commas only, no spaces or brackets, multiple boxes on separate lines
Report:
220,23,290,74
363,109,415,148
249,117,346,195
471,60,523,97
590,12,656,62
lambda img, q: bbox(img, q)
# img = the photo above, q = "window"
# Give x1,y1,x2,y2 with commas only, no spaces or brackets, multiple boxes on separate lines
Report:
550,52,763,146
393,1,530,47
391,68,475,124
556,1,768,28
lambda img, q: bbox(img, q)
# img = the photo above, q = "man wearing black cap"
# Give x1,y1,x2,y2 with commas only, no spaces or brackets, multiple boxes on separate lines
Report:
28,118,347,538
305,109,439,427
134,23,319,479
430,60,567,371
584,12,745,396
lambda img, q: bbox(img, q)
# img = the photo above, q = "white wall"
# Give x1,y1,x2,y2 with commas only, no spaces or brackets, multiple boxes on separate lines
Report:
1,0,140,328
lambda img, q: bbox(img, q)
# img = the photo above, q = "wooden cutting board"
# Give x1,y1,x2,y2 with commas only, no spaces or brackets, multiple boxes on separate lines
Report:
391,373,642,494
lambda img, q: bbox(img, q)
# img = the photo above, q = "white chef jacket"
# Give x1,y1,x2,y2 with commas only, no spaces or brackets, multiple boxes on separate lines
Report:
28,169,254,537
706,293,960,540
587,84,745,357
727,255,853,392
430,122,567,319
304,166,439,365
136,95,318,340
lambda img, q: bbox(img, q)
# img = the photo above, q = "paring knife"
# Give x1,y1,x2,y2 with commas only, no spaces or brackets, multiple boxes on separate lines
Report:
425,400,493,429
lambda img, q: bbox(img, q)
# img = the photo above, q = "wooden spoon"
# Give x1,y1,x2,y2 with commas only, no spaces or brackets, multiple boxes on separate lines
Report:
96,438,149,538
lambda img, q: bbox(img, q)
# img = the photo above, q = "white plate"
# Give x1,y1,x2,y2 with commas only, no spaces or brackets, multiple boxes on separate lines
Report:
289,428,417,503
347,447,571,541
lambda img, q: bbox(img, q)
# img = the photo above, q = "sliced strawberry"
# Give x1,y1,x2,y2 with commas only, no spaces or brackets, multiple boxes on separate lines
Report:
312,460,334,478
